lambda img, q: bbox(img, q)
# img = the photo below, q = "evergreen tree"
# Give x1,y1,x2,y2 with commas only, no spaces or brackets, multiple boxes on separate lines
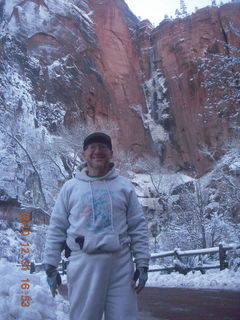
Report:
180,0,187,16
175,9,181,18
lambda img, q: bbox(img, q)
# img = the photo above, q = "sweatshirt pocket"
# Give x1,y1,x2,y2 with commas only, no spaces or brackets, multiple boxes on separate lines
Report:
82,233,122,254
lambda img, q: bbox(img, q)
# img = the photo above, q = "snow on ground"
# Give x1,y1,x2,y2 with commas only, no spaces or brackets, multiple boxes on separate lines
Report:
1,258,240,319
1,258,240,320
148,267,240,291
0,259,69,320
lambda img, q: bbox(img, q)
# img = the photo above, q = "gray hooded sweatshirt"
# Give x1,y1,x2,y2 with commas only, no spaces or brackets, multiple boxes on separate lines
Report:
44,164,150,268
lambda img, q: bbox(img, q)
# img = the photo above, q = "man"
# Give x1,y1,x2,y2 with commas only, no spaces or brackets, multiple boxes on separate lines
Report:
44,132,150,320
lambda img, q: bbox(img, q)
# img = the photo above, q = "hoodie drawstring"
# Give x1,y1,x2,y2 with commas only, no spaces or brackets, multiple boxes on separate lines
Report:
104,180,114,231
89,181,95,222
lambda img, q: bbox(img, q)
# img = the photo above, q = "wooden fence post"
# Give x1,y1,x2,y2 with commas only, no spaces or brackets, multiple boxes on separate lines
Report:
30,262,35,274
174,248,182,262
219,244,228,270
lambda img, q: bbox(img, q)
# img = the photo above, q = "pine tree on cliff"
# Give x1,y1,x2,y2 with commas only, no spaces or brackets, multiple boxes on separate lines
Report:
175,9,181,18
180,0,188,16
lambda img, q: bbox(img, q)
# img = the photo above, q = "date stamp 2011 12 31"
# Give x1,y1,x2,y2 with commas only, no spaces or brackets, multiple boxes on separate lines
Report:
19,212,31,307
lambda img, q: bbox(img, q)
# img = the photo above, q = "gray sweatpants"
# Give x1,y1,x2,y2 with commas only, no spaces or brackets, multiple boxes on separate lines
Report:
67,246,138,320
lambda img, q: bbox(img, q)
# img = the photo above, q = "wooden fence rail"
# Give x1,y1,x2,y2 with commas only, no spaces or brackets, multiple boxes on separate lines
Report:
17,243,240,275
149,243,240,274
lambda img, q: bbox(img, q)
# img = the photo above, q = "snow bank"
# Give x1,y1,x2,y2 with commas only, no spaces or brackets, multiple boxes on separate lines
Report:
0,259,69,320
148,268,240,291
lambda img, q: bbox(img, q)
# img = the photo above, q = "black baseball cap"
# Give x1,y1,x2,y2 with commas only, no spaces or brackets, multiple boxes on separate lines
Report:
83,132,112,150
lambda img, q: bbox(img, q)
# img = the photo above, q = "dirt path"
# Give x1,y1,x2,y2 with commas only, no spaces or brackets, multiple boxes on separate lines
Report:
138,287,240,320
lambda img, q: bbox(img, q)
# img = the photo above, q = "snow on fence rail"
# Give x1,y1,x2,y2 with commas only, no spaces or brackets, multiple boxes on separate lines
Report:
17,243,240,275
149,243,240,274
16,259,68,275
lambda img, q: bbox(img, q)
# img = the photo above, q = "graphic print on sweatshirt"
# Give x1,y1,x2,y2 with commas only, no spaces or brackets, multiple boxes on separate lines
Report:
80,189,113,233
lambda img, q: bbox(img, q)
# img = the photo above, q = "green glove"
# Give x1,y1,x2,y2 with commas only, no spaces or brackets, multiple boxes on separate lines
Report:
132,267,148,294
45,264,62,297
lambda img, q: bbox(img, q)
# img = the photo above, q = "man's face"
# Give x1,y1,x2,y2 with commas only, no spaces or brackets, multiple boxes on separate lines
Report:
82,142,113,171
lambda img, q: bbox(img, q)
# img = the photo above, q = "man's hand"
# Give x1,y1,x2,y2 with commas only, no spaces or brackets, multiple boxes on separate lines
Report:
132,267,148,294
45,264,62,297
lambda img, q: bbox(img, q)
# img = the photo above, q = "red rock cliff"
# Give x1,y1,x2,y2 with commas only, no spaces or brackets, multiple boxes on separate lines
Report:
1,0,239,176
137,3,240,175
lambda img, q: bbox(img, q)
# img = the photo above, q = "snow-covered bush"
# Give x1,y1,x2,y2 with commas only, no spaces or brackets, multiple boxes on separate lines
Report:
0,222,47,263
138,149,240,253
228,247,240,271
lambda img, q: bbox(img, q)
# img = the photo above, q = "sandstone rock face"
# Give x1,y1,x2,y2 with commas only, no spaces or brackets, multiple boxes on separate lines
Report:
142,3,240,175
87,0,152,153
0,0,152,155
0,0,239,186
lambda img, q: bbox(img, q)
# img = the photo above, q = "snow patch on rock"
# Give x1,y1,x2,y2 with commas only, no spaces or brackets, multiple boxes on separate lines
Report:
143,69,171,143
